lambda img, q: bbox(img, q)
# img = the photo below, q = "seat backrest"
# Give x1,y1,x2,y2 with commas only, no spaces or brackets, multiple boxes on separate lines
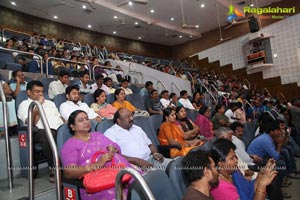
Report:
82,93,95,106
186,109,199,121
0,51,14,63
126,93,146,110
56,124,73,155
41,77,56,94
166,156,189,199
134,116,159,146
53,93,67,110
15,90,28,126
148,114,163,137
96,119,114,133
106,93,115,104
129,84,140,94
242,119,259,147
128,170,180,200
6,63,22,71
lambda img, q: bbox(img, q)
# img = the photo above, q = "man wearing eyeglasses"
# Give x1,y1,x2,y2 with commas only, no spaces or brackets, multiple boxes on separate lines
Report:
17,80,64,183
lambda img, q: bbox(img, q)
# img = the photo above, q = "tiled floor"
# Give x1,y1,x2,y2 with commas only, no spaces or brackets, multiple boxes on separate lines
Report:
0,167,55,200
283,157,300,199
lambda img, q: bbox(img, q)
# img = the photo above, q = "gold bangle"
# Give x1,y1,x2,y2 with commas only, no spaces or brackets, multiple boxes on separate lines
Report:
256,189,266,195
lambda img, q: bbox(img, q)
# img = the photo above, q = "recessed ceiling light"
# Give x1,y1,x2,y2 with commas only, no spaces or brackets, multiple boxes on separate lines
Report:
11,1,16,6
128,1,133,6
196,25,199,28
138,36,142,40
88,25,92,28
179,35,183,38
201,4,205,8
170,17,174,21
250,3,254,7
113,31,117,34
82,5,86,9
135,22,139,25
113,16,118,19
150,9,155,13
53,15,58,19
189,35,193,38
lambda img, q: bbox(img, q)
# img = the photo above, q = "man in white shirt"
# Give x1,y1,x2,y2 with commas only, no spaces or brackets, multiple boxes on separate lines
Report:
17,80,64,182
120,79,133,95
104,108,171,170
103,77,116,94
230,122,262,165
48,70,70,99
178,90,195,110
90,74,110,95
59,85,102,122
160,90,175,109
225,102,239,123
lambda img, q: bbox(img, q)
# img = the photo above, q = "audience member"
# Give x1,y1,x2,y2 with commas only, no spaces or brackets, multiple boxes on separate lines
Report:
9,70,28,97
145,89,164,115
120,78,132,95
104,108,170,170
158,108,203,157
61,110,133,200
59,85,101,122
182,150,219,200
160,90,175,109
178,90,195,110
139,81,154,96
175,106,200,139
90,74,110,95
90,89,116,119
212,104,230,130
194,106,214,140
17,80,64,182
48,70,70,99
103,77,116,94
77,71,93,94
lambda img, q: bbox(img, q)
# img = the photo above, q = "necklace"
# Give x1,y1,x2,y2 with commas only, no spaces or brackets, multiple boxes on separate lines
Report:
218,173,232,183
75,133,91,142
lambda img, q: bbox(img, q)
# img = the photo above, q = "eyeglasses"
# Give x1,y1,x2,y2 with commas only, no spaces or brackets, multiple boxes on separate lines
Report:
31,89,44,94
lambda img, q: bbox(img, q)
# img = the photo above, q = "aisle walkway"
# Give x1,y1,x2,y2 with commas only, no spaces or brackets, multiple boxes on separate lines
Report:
283,157,300,199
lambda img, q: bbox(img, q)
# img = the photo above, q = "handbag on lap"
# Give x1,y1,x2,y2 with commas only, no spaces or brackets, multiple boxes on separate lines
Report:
82,150,131,193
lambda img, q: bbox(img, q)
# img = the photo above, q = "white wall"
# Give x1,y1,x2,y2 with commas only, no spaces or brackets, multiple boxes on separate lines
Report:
194,14,300,86
112,60,192,95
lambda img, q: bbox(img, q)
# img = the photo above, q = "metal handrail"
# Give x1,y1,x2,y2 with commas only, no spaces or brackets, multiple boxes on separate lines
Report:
265,111,275,120
127,62,144,84
171,82,181,93
28,101,61,200
0,84,13,190
115,168,155,200
46,57,91,77
92,65,124,80
157,80,167,91
277,92,286,100
243,99,254,112
209,84,228,107
244,79,250,90
200,83,217,104
2,28,31,42
0,47,43,73
263,87,271,96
